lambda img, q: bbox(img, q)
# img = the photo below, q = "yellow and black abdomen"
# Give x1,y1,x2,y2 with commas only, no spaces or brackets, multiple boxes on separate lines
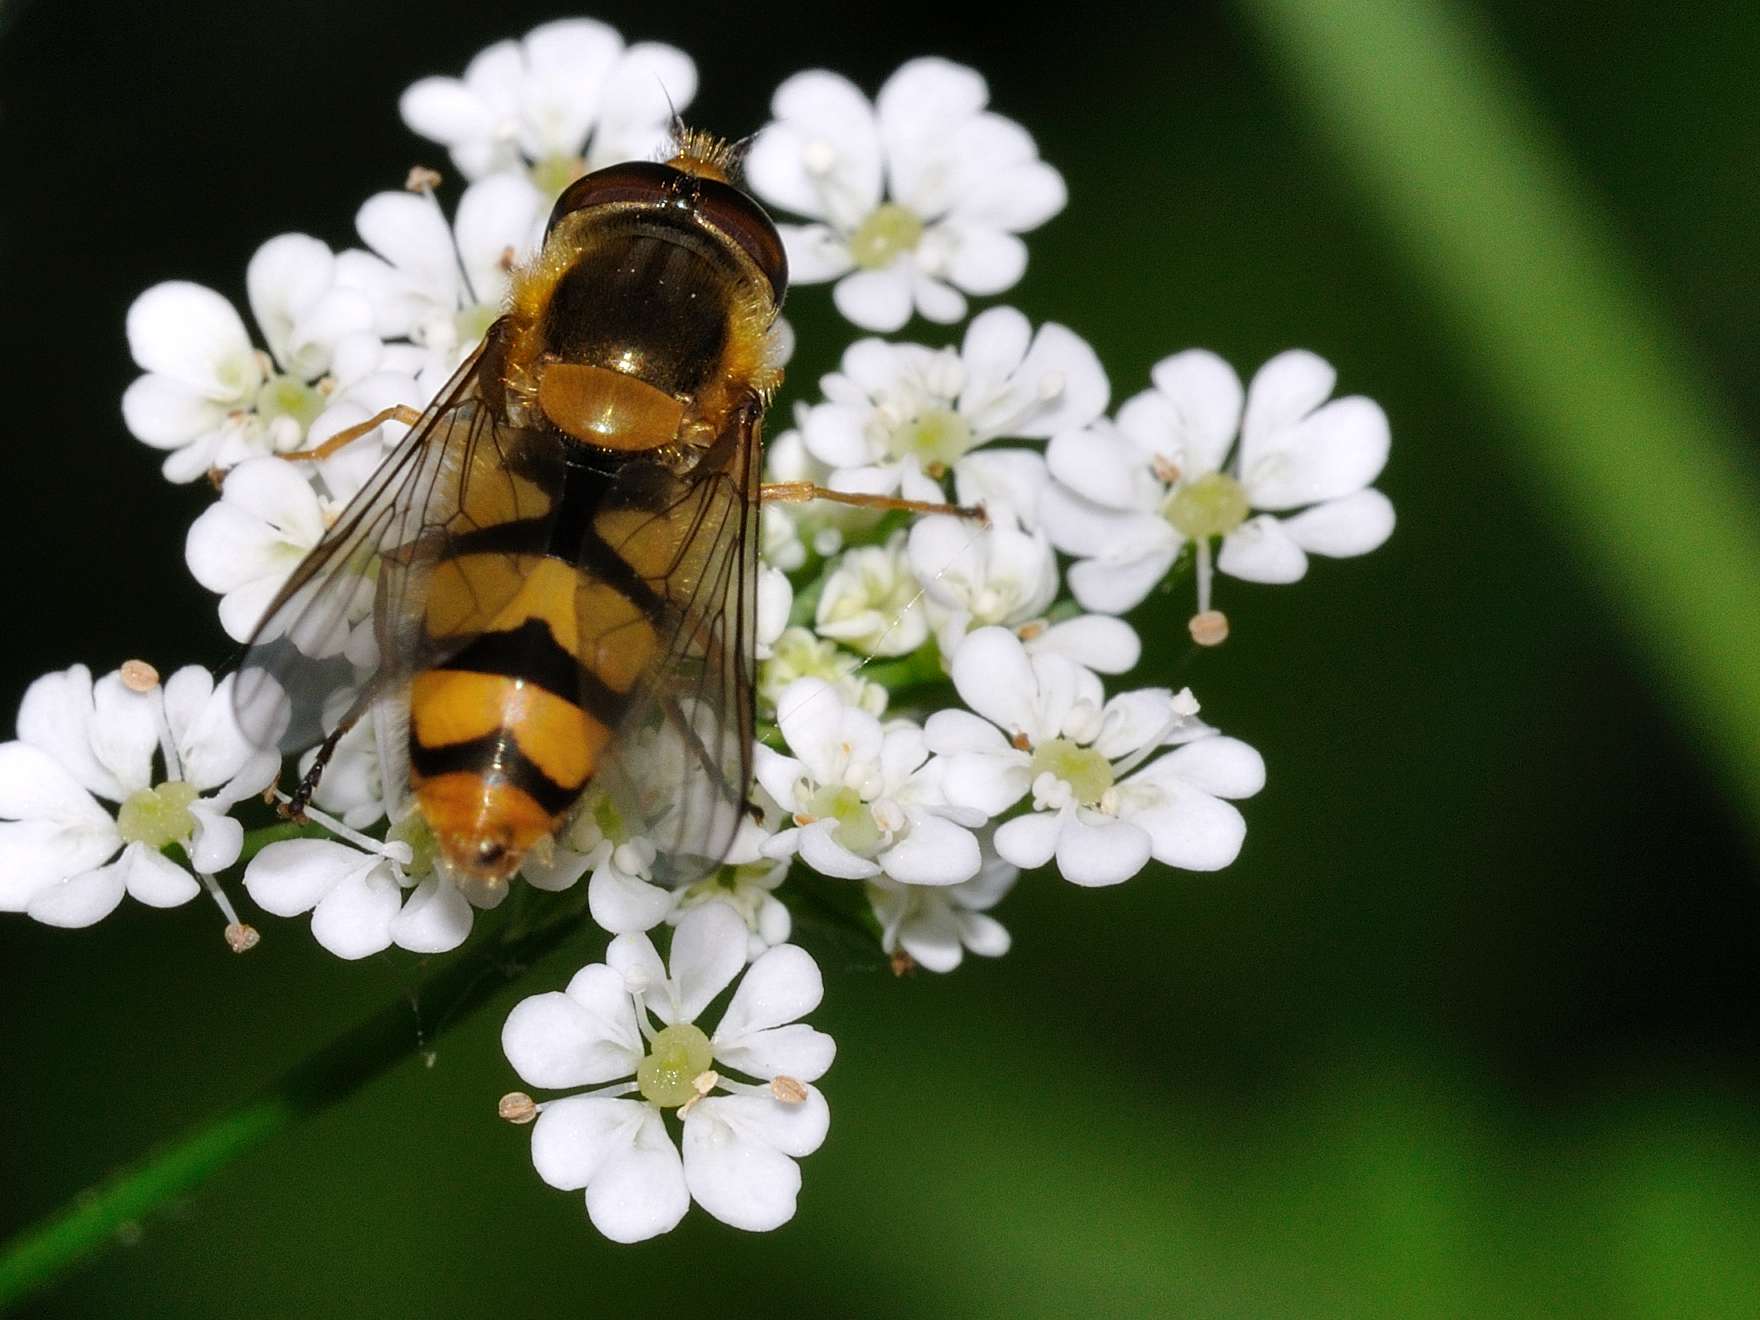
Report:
408,452,662,880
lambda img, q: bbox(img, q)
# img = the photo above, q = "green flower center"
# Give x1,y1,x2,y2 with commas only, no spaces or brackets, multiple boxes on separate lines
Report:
806,783,883,855
530,153,584,199
849,203,924,270
387,811,437,878
1164,471,1251,540
1028,738,1115,807
254,373,325,431
888,406,973,468
454,301,501,347
116,781,199,849
636,1023,714,1107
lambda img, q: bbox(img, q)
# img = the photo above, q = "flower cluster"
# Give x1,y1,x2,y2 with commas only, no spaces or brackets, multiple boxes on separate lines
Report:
6,21,1397,1244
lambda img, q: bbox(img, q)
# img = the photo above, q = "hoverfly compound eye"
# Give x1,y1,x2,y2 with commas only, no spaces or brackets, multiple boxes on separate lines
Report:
695,178,789,301
545,161,679,236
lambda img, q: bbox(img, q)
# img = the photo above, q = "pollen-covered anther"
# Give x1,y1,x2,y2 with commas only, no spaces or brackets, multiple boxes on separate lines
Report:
119,660,160,693
1152,454,1182,485
1015,619,1047,641
677,1069,719,1119
770,1076,808,1105
1189,610,1230,647
1010,731,1032,752
498,1091,538,1124
223,922,260,954
405,165,443,193
497,245,516,272
889,948,917,977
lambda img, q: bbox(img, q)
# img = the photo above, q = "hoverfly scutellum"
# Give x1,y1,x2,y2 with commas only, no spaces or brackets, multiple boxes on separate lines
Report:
233,131,976,895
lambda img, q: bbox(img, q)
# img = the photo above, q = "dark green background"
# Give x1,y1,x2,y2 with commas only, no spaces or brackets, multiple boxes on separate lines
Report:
2,1,1757,1315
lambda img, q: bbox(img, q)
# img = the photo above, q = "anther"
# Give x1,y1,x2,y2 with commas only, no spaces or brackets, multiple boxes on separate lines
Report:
889,948,917,977
405,165,443,193
770,1076,808,1105
224,922,260,954
1016,619,1047,641
119,660,160,693
1188,610,1230,647
677,1069,719,1119
498,1091,538,1124
1152,454,1182,485
1010,731,1032,752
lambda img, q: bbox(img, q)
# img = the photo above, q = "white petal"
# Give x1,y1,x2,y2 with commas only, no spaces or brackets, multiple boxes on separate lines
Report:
17,666,146,801
309,862,401,959
121,375,225,448
502,982,641,1090
1132,791,1247,871
747,70,882,223
583,1108,690,1244
26,859,126,927
1144,350,1245,475
923,708,1012,757
1242,397,1391,511
606,930,667,999
796,819,882,880
398,77,495,147
1046,424,1158,512
455,173,545,302
1138,737,1266,800
956,910,1011,958
1217,516,1309,584
1067,549,1178,615
776,224,854,284
188,804,244,874
125,282,259,397
354,191,458,306
879,811,980,885
242,838,354,916
683,1090,824,1231
246,233,337,373
163,668,254,790
667,901,750,1023
1282,489,1395,557
117,842,199,908
712,1023,836,1084
1241,349,1336,445
985,323,1110,440
833,266,914,333
948,627,1038,737
587,864,675,934
993,810,1061,870
0,739,116,843
597,41,698,132
389,875,474,953
1055,813,1152,887
713,944,822,1041
1026,615,1141,674
530,1093,636,1189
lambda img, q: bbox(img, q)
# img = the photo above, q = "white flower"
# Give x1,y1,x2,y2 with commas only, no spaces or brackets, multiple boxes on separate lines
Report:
185,457,335,644
243,806,500,959
802,307,1106,500
746,58,1065,331
399,19,696,192
1040,350,1395,616
337,173,547,370
868,850,1016,974
756,565,793,662
502,902,833,1242
927,629,1264,886
670,857,793,961
813,530,927,657
757,679,984,886
0,664,274,928
907,511,1058,658
757,628,888,718
122,235,379,482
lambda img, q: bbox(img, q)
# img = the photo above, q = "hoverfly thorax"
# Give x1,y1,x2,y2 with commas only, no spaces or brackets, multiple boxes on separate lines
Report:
504,143,787,462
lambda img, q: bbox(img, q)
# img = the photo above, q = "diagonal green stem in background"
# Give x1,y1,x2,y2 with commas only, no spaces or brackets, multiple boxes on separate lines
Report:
0,906,584,1312
1236,0,1760,839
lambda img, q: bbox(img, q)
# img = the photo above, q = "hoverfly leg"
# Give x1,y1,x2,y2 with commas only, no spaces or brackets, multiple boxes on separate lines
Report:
278,693,373,821
759,481,988,527
280,404,425,464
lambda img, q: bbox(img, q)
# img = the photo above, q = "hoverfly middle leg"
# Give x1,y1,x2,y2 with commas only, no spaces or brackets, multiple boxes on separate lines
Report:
280,404,426,464
278,687,377,821
759,482,989,527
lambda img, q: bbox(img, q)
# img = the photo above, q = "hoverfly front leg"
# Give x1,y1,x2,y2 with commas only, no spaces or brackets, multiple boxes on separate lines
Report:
280,404,425,464
759,482,989,526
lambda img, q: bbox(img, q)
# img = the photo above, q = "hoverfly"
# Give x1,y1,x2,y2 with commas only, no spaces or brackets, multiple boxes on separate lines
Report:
234,131,974,895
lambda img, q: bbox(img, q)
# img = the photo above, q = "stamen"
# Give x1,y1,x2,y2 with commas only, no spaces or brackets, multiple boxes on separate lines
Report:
499,1091,538,1124
770,1076,808,1105
1189,610,1230,647
224,921,260,954
405,165,443,193
119,659,160,693
275,793,413,863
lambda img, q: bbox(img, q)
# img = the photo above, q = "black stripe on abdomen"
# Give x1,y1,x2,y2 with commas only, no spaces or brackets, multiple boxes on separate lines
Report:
442,618,630,727
408,732,580,816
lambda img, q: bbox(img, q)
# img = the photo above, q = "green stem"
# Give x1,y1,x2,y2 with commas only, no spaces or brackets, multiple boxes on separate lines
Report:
0,906,583,1311
1236,0,1760,838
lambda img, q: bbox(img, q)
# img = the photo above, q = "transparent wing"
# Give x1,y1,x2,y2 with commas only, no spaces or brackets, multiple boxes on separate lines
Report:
588,400,761,884
233,325,566,753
